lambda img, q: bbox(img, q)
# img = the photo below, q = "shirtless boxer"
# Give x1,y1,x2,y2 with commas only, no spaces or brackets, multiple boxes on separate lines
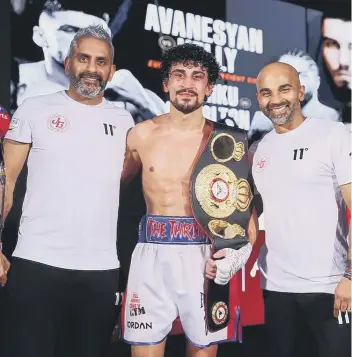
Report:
121,44,258,357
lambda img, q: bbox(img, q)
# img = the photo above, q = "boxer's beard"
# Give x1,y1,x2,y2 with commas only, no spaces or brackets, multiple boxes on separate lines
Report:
70,71,107,99
171,89,203,114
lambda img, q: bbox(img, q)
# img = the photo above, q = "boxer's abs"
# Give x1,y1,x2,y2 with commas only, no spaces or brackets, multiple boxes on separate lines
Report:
138,123,205,217
142,174,194,216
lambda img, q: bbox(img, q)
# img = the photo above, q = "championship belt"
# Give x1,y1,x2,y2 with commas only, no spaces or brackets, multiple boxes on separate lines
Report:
190,121,253,333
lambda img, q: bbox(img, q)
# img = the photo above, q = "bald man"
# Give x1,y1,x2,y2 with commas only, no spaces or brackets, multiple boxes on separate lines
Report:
252,63,351,357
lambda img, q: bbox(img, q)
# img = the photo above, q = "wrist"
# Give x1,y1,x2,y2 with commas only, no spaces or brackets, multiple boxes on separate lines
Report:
344,259,352,280
343,273,351,281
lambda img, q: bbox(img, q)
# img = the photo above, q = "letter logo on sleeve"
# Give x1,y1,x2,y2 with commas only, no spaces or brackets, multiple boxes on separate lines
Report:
9,117,20,130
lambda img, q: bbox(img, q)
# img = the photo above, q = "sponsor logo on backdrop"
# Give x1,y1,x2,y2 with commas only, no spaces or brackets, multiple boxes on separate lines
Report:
158,35,177,51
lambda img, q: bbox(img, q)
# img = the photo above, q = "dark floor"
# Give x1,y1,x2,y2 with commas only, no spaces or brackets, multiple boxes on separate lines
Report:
109,324,319,357
110,326,269,357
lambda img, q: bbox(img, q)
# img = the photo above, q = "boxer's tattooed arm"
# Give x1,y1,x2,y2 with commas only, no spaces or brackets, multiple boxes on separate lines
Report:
120,128,142,188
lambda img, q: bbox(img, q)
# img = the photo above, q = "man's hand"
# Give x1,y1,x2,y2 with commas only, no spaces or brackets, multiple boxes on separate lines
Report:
334,277,351,317
205,243,252,285
205,257,217,280
0,251,10,286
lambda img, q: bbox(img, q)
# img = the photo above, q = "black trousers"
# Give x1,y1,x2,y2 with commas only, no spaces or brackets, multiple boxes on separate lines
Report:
263,290,351,357
0,257,120,357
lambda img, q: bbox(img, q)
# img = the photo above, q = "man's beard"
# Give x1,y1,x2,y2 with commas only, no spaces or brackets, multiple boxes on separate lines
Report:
171,89,203,114
70,71,108,99
263,99,300,125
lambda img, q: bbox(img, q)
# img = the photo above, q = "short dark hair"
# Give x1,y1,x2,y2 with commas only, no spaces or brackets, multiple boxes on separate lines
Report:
160,43,221,85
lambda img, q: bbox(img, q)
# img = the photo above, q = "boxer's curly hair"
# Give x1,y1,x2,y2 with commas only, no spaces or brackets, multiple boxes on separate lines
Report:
160,43,221,85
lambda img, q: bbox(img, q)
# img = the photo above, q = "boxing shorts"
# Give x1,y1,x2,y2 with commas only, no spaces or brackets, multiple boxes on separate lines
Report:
122,215,241,347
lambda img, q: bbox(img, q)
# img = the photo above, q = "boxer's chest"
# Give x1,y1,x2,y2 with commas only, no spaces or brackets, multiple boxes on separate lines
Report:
140,132,204,180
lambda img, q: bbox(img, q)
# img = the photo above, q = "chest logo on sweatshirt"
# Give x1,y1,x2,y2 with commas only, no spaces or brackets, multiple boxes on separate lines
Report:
255,153,269,173
293,148,308,160
47,114,70,133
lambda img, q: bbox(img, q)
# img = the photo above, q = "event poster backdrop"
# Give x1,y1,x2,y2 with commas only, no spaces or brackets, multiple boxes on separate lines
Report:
8,0,352,133
9,0,306,132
